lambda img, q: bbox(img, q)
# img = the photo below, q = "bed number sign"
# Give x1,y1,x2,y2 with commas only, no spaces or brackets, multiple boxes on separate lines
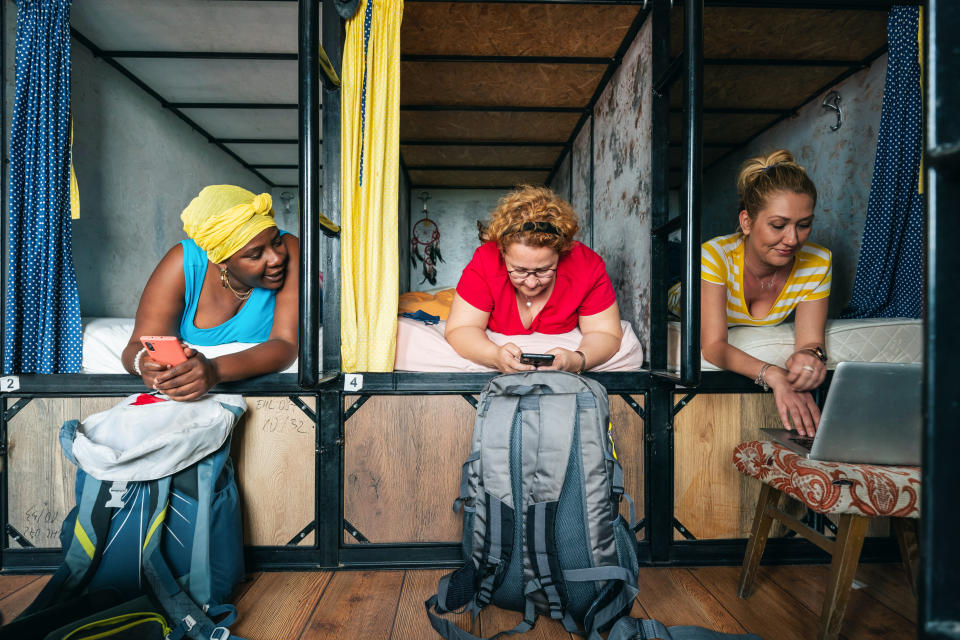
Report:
344,373,363,391
0,376,20,392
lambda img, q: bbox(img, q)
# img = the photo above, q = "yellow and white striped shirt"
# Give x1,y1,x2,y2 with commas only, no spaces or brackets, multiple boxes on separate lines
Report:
668,232,831,327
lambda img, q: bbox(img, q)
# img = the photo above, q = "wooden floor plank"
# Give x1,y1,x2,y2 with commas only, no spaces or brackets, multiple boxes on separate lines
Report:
231,571,331,640
302,570,404,640
689,566,820,640
230,572,262,605
635,568,747,633
853,563,918,624
0,575,49,623
479,604,574,640
393,570,474,640
0,574,42,602
761,565,916,640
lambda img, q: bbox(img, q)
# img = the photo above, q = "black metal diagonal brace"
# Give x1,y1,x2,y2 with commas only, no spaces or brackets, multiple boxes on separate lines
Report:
288,396,318,423
2,398,32,423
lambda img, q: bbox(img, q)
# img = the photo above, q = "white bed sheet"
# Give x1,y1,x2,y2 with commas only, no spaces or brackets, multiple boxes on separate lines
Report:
394,317,644,372
667,317,922,371
81,317,300,374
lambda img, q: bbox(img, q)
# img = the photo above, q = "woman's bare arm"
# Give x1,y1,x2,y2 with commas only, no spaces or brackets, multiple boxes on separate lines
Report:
445,293,533,373
545,302,622,372
700,279,820,435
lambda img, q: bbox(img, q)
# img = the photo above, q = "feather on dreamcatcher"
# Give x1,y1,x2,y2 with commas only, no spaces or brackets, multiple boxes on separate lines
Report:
411,191,444,286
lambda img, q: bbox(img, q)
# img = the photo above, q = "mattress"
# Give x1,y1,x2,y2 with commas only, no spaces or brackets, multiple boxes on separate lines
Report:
81,317,301,374
667,317,923,372
394,317,644,372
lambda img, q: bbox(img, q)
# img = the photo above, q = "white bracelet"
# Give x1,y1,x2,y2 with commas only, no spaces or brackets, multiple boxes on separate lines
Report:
133,347,148,376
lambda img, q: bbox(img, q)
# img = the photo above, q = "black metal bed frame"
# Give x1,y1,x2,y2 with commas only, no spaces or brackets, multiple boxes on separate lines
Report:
2,6,955,632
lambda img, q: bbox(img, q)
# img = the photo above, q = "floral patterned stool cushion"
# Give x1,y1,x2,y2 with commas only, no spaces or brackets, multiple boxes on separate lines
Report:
733,440,921,518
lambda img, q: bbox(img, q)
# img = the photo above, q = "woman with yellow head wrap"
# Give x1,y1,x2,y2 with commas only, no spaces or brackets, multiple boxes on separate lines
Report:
121,185,300,401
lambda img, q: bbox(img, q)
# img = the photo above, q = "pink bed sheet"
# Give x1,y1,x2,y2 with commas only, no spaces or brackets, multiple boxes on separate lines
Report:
394,318,644,372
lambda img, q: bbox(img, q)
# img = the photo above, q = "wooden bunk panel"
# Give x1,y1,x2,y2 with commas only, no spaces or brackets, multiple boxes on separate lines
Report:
401,111,580,144
402,3,640,58
401,62,605,109
672,8,888,61
671,65,851,111
233,397,316,546
408,169,549,188
610,394,645,531
401,145,561,169
6,399,79,548
673,393,890,539
343,395,475,543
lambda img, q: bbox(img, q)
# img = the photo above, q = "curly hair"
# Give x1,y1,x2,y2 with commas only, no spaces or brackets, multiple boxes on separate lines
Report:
737,149,817,224
480,185,579,255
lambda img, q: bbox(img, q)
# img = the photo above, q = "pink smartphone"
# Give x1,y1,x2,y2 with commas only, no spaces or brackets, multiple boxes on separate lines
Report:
140,336,188,366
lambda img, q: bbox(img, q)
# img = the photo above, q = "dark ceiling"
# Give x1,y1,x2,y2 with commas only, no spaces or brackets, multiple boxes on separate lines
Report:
67,1,892,192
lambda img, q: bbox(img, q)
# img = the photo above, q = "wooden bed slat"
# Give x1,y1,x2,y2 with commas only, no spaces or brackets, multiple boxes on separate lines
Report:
402,3,640,58
401,62,605,109
402,111,580,144
671,8,888,62
401,144,562,169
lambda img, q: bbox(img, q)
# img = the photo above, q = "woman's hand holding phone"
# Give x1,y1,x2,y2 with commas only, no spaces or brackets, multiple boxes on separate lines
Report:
139,336,220,401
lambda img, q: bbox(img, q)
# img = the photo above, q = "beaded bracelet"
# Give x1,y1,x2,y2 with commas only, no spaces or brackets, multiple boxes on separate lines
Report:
755,363,772,392
133,347,148,376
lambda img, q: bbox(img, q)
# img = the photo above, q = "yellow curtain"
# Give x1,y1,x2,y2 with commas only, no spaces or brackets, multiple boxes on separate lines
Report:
340,0,403,372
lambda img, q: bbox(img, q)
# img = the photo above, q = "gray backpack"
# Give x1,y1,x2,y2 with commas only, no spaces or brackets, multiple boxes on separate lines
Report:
426,371,762,640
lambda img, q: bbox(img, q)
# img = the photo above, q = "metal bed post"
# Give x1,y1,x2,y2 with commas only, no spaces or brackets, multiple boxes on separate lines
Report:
680,0,703,388
316,0,345,569
922,1,960,636
298,0,322,389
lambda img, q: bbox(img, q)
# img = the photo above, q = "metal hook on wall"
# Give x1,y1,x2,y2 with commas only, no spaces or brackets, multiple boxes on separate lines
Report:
822,90,843,131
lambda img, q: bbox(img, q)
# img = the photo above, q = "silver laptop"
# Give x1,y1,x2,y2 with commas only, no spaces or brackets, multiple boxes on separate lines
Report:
760,361,922,466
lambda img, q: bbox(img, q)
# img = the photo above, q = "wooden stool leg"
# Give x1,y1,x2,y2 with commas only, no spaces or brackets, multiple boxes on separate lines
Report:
738,483,779,599
818,514,869,640
892,517,920,599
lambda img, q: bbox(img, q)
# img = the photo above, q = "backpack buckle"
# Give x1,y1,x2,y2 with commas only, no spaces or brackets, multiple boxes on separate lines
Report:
211,628,231,640
105,481,128,509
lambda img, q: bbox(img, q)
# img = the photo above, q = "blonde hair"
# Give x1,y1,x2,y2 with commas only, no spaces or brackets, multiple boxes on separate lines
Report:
480,185,579,255
737,150,817,224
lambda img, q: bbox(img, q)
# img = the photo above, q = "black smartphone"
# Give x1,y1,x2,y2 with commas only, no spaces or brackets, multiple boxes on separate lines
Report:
520,353,555,367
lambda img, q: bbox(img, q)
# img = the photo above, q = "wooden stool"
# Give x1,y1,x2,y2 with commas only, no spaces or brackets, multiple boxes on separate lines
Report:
733,441,921,640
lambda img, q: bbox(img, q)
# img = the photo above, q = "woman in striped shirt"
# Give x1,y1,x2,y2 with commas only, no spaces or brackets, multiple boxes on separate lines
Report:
700,150,830,435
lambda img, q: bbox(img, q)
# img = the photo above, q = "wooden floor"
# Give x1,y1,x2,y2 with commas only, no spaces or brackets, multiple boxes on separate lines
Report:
0,564,916,639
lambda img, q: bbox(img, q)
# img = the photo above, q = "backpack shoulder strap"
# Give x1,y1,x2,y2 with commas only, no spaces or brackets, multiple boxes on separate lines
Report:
140,476,246,640
20,475,114,617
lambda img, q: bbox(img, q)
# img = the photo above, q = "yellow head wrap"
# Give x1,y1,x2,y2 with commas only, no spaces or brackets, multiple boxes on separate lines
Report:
180,185,277,264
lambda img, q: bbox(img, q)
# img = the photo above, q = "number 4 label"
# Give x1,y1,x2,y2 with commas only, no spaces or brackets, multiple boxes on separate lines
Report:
0,376,20,392
344,374,363,391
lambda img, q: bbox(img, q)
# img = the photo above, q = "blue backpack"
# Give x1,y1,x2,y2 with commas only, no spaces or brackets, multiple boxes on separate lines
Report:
15,394,248,640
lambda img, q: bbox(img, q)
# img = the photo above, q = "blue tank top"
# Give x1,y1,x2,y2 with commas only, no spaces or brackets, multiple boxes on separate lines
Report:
179,236,283,345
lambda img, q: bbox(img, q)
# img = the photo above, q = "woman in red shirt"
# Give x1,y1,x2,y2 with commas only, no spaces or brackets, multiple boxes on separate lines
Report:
446,185,623,373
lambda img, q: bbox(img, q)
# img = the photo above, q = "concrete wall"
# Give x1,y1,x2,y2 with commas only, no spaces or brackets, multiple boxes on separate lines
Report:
701,55,887,316
405,189,503,293
551,19,653,353
68,34,272,318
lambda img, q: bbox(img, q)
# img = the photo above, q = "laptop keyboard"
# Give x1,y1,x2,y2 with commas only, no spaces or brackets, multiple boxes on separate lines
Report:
789,434,815,448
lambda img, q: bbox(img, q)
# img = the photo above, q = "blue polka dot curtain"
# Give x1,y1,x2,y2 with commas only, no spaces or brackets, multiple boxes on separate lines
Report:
842,6,924,319
4,0,82,373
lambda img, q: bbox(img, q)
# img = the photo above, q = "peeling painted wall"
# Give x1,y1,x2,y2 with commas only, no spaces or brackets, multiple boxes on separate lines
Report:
702,55,887,317
405,189,503,293
552,20,653,353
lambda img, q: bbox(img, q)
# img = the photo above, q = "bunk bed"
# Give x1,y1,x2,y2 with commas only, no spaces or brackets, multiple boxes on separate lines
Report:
0,0,932,583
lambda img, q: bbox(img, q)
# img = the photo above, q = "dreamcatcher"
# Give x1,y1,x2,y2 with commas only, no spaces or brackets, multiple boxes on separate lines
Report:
411,191,444,285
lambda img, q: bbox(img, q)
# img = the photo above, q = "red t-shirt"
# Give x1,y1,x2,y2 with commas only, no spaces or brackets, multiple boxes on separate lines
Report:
456,241,617,335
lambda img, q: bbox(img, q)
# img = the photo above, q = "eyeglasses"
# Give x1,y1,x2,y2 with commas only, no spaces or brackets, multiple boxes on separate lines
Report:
506,266,558,281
